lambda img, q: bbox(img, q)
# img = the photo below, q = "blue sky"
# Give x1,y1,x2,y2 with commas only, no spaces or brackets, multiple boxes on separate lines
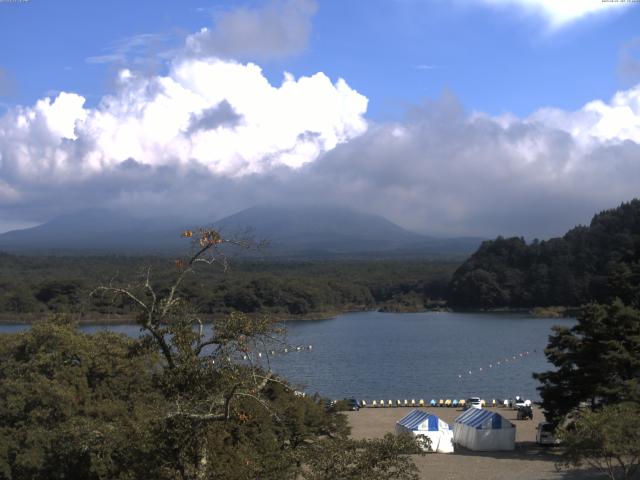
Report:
0,0,639,237
1,0,637,118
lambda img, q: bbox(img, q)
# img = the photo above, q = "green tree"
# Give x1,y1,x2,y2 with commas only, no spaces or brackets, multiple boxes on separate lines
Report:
0,315,163,480
89,228,423,479
302,433,424,480
1,229,425,479
556,403,640,480
534,300,640,425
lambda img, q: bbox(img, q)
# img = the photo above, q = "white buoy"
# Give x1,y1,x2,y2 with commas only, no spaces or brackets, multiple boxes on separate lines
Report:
258,352,262,358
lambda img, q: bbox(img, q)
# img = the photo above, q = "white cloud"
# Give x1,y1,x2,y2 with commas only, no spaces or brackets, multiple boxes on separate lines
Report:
3,74,640,238
2,57,640,238
473,0,629,29
528,85,640,145
0,57,367,184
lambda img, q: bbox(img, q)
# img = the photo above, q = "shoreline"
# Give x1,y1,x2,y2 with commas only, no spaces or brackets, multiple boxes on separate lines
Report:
0,304,577,326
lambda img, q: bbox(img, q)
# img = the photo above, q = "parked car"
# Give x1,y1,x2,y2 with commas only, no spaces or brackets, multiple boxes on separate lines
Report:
332,398,360,411
516,405,533,420
536,422,560,445
464,397,482,410
345,398,360,411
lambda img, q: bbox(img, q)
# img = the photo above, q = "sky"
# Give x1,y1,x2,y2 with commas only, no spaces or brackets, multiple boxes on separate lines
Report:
0,0,639,238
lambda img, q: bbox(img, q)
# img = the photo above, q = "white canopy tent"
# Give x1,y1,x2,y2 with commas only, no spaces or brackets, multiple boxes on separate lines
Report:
453,408,515,451
395,410,454,453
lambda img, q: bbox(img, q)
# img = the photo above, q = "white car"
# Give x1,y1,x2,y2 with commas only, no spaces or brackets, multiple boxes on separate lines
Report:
535,422,559,446
466,397,482,409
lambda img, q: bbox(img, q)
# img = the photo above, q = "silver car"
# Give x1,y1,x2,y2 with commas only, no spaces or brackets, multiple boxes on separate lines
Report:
535,422,559,445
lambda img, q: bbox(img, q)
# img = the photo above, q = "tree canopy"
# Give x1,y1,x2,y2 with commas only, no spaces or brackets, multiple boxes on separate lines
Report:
557,403,640,480
534,300,640,426
449,199,640,309
0,229,423,479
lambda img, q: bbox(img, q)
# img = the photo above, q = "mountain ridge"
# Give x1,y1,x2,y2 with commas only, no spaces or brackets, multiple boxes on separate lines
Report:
0,205,483,258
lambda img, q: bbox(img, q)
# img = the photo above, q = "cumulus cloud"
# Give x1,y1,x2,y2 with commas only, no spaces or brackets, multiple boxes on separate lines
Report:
185,0,317,60
472,0,629,29
297,91,640,238
3,76,640,238
0,57,368,190
2,0,640,239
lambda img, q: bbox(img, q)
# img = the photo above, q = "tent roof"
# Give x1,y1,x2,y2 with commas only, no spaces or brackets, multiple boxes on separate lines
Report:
397,410,449,431
454,409,513,430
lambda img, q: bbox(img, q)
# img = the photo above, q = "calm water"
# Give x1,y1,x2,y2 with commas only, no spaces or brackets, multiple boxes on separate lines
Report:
0,311,574,402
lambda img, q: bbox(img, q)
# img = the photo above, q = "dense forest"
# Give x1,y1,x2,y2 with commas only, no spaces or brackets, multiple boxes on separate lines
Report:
0,254,456,321
449,199,640,309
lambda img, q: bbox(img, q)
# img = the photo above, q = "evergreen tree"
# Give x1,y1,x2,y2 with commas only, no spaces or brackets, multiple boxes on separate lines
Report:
534,300,640,425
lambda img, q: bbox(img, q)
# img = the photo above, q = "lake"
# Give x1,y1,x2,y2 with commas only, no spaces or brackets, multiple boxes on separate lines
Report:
0,311,574,402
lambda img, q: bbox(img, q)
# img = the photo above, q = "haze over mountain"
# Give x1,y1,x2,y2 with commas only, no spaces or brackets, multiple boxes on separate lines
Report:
0,205,482,258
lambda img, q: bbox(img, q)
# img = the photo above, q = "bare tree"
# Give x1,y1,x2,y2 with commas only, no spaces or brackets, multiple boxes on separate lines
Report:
92,228,283,480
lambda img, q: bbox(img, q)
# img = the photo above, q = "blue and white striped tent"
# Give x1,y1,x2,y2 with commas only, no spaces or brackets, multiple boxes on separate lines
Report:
395,410,454,453
453,408,515,451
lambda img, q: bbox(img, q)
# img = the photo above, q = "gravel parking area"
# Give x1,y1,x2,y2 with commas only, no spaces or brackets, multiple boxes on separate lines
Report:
346,406,609,480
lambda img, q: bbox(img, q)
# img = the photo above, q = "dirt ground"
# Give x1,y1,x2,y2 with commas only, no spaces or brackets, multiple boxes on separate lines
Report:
346,406,609,480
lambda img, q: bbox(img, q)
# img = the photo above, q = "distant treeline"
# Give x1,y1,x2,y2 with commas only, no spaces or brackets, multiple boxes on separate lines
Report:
0,254,457,320
449,200,640,309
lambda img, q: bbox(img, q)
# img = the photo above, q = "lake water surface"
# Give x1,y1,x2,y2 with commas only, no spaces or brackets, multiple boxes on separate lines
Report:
1,311,574,402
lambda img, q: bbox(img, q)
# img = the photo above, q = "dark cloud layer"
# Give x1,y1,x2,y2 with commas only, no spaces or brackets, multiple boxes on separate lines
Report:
185,0,318,61
186,101,243,134
2,92,639,239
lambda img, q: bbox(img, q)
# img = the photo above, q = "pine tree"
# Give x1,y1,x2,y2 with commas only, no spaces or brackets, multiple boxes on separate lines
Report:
534,300,640,425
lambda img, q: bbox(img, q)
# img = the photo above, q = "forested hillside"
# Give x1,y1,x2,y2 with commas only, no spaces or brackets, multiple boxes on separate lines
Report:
448,200,640,309
0,255,456,321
